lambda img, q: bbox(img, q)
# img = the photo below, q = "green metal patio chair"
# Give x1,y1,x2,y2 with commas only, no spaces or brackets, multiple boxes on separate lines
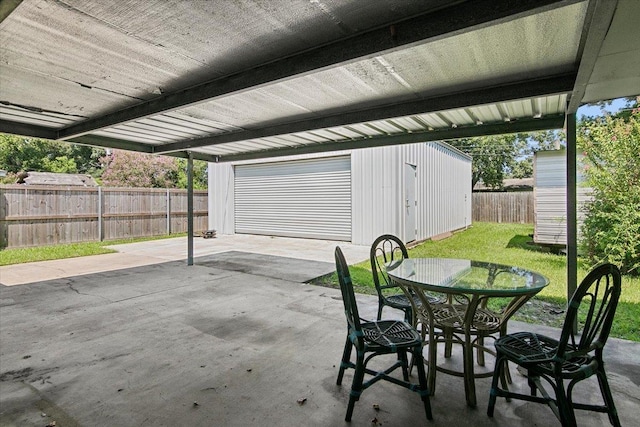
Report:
335,246,432,423
487,263,622,427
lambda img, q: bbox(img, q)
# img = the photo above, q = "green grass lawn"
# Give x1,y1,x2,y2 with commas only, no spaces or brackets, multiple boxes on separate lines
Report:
0,233,186,266
313,222,640,342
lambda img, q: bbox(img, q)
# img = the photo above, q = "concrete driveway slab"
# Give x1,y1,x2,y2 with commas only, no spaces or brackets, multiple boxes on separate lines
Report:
0,234,369,286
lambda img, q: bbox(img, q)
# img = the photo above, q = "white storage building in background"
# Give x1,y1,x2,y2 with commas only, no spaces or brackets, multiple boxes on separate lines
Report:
208,141,471,245
534,149,591,246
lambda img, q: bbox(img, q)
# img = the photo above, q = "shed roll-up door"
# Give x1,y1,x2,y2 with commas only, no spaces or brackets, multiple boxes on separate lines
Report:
234,156,351,241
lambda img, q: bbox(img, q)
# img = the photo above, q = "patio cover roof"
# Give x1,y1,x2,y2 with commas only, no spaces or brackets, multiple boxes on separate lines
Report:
1,0,638,163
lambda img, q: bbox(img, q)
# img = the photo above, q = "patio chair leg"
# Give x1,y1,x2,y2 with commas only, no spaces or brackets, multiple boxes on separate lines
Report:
398,350,409,381
404,306,413,324
556,377,577,427
527,369,537,396
498,328,512,384
498,361,511,402
503,360,513,384
414,345,433,420
427,328,437,395
487,355,504,417
337,337,352,385
346,353,366,422
596,368,621,427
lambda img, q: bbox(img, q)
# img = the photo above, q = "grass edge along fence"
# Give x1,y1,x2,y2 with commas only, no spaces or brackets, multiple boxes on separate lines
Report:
0,185,207,249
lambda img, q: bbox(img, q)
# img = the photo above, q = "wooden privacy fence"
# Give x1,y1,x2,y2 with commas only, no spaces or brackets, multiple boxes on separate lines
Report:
472,191,533,224
0,185,208,248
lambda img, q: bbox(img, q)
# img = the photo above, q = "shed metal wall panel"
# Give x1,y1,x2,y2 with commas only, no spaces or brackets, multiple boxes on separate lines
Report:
415,142,472,241
534,187,592,245
533,150,590,245
233,157,351,241
351,142,471,245
351,146,403,245
207,162,235,234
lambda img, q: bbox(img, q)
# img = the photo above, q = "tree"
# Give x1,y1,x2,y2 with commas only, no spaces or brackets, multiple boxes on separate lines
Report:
507,130,565,180
175,158,208,190
0,133,104,177
446,131,566,190
578,108,640,275
100,150,207,189
447,134,519,189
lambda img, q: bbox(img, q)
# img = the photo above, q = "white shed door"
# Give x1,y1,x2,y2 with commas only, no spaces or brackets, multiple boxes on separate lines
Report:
234,156,351,241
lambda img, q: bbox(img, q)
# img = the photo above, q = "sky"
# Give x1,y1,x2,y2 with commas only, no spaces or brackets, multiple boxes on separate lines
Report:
577,97,628,119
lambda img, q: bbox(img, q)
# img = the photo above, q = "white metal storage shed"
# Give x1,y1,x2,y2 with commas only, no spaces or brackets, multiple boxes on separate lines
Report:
534,149,591,246
209,141,471,245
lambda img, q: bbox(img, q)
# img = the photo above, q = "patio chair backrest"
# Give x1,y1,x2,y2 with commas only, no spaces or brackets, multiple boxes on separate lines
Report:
335,246,364,348
370,234,409,296
557,263,622,358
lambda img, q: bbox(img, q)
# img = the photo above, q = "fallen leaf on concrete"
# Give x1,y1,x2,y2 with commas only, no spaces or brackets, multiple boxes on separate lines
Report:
372,403,380,411
45,422,56,427
371,416,380,425
193,401,199,406
297,397,307,405
246,368,252,372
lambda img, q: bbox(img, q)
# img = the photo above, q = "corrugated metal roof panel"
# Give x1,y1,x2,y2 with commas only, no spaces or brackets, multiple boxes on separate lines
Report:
0,105,77,128
7,0,632,164
88,3,591,141
93,128,169,144
175,93,569,157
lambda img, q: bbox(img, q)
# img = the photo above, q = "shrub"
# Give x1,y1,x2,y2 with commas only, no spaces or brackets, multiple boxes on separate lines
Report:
579,109,640,275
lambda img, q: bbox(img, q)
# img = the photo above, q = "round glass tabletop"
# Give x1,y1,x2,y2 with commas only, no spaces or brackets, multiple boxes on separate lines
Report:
386,258,549,296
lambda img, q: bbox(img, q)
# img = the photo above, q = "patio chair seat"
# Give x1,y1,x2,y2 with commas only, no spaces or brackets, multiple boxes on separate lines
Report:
430,303,502,332
360,319,421,349
494,332,596,379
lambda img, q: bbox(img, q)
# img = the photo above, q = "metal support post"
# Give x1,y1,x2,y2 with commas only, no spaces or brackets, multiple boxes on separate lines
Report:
566,112,578,310
187,152,194,266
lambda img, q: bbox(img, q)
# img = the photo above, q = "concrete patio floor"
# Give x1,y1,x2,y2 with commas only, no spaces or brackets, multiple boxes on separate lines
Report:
1,238,638,426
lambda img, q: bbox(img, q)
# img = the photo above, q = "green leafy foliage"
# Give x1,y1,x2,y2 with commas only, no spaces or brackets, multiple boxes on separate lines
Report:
510,129,565,180
0,134,207,189
447,130,564,189
100,150,179,188
41,156,78,173
175,158,208,190
447,134,518,188
0,133,105,178
579,109,640,275
99,150,207,189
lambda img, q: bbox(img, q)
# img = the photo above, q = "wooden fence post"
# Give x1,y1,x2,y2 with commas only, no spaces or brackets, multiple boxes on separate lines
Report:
166,188,171,235
98,186,103,241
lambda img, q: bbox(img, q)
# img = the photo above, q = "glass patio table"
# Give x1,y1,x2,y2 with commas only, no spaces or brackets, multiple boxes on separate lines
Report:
386,258,549,407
